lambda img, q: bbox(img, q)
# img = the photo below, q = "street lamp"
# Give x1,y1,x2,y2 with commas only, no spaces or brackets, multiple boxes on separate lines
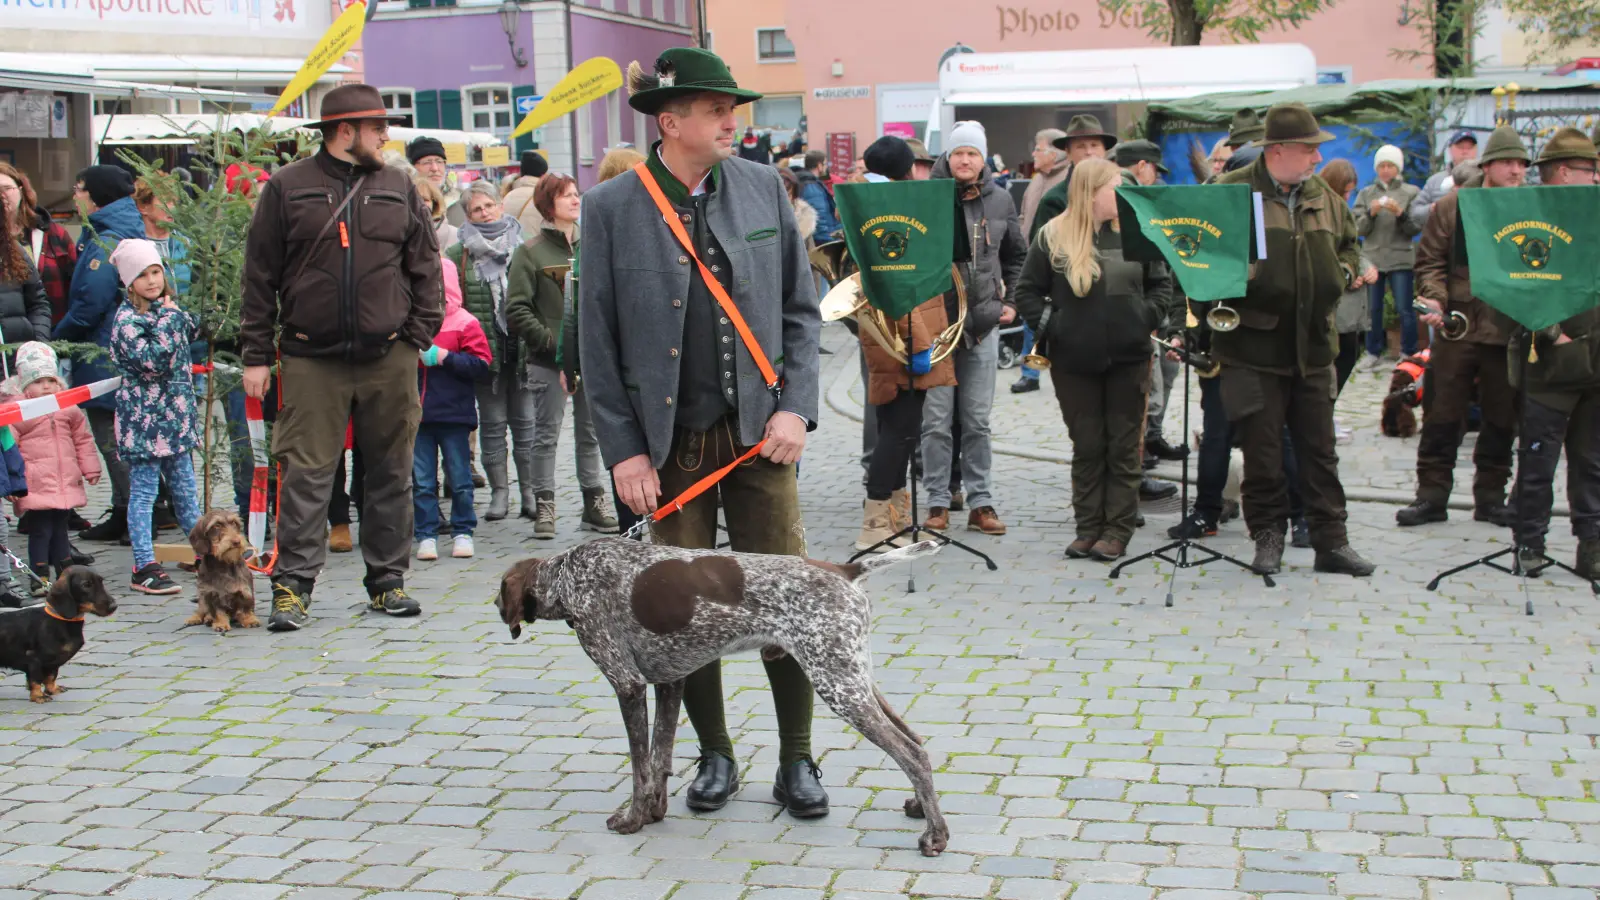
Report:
499,0,529,69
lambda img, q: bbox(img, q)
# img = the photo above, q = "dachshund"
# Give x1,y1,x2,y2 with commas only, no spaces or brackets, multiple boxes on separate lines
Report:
0,567,116,702
186,510,258,633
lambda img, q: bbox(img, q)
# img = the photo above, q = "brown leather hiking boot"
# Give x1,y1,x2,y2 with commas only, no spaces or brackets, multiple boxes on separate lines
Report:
967,507,1007,535
924,507,950,530
1089,538,1126,561
1065,536,1098,559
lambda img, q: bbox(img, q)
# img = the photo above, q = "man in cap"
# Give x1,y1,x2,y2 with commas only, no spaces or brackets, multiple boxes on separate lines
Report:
502,150,549,233
1010,127,1070,394
1213,102,1378,577
1511,127,1600,576
240,83,444,631
407,136,466,227
920,121,1026,537
796,149,843,242
1410,129,1479,229
1028,114,1117,242
579,47,826,819
1400,125,1527,530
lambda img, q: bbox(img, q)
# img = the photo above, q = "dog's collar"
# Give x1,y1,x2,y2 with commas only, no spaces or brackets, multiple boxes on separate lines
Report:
41,603,83,624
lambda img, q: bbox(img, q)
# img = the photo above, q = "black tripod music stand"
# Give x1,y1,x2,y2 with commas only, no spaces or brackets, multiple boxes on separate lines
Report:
850,313,999,593
1426,343,1598,614
1110,341,1273,605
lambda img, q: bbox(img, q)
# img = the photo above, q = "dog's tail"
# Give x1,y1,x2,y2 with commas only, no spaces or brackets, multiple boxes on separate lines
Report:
851,540,941,582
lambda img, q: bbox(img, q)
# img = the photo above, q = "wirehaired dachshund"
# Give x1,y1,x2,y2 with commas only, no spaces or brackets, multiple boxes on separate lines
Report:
0,566,116,702
186,510,258,633
497,538,949,856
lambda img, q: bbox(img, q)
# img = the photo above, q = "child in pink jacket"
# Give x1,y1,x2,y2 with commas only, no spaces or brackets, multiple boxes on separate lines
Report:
3,342,101,585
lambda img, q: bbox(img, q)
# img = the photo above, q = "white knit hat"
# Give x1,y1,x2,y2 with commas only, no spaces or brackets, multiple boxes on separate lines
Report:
1374,144,1405,171
109,238,164,288
947,121,988,161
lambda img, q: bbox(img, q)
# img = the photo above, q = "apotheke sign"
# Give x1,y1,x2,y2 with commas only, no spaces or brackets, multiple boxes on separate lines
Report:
1,0,329,37
813,85,871,101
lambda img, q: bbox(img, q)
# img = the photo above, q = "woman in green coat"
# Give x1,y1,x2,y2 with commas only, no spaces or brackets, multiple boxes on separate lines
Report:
504,174,616,540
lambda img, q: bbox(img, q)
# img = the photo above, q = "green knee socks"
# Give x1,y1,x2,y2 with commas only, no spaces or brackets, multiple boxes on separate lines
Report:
681,654,815,766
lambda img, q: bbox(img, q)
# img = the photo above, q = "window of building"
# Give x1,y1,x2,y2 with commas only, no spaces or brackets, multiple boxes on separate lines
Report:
577,102,594,166
379,89,415,127
94,98,132,115
465,83,513,137
703,30,713,51
757,28,795,62
650,0,663,20
406,0,455,8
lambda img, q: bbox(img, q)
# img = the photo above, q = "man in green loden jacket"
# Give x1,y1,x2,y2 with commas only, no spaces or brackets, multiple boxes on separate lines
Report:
1213,102,1378,578
1509,128,1600,577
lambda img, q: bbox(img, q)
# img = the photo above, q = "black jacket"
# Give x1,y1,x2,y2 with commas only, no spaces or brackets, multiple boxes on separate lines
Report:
1014,225,1175,376
0,254,52,346
930,155,1027,343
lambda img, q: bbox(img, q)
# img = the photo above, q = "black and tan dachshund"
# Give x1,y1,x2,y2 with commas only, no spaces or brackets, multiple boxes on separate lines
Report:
0,567,116,703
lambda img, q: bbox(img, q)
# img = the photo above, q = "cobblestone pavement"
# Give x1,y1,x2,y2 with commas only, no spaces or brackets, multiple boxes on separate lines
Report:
0,327,1596,900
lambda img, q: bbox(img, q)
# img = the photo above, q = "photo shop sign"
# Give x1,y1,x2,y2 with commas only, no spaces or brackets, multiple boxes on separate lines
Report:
996,4,1153,39
1,0,330,37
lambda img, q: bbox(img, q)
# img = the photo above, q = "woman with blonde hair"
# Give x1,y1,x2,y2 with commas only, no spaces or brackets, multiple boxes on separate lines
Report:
1014,158,1174,562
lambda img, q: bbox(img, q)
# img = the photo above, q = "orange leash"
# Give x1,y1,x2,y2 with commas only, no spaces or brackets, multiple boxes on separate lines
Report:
649,440,766,524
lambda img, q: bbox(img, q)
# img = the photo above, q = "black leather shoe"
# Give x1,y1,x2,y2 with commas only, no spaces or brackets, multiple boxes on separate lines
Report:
1146,435,1189,461
1010,377,1040,394
773,760,829,818
68,543,95,566
1313,544,1376,577
1139,476,1177,501
686,753,738,811
1396,499,1448,527
1473,503,1516,527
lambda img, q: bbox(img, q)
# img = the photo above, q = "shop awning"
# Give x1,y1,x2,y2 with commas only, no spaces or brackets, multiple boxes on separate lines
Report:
92,115,506,150
939,44,1318,106
0,52,349,89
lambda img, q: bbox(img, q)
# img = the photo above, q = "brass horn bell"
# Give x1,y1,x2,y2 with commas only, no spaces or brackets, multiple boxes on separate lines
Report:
1206,302,1240,332
809,240,854,285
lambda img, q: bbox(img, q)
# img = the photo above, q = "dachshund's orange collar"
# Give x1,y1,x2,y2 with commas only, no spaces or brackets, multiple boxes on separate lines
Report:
41,604,83,623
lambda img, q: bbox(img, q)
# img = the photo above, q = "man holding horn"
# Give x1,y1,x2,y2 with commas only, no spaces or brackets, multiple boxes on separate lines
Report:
579,48,827,817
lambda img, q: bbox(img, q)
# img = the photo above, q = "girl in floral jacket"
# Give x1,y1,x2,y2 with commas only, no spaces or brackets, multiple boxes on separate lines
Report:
108,239,201,596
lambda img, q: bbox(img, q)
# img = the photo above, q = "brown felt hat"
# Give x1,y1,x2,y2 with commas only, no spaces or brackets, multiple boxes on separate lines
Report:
1225,108,1264,149
1252,102,1334,147
1477,125,1530,165
1534,127,1599,165
308,84,406,128
1052,114,1117,151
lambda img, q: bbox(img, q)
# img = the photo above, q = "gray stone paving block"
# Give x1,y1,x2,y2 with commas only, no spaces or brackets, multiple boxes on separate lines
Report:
1513,891,1599,900
499,874,590,899
1336,873,1423,898
1553,867,1600,888
1238,873,1329,894
112,876,213,899
909,874,995,897
195,884,292,900
1243,851,1360,874
1427,883,1511,900
29,870,131,894
1070,887,1155,900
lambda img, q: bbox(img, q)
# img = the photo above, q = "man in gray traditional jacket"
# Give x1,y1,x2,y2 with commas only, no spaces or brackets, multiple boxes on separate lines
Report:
578,47,827,818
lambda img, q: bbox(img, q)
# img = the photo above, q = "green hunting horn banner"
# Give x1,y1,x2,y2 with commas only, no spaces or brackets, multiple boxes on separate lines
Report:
1457,185,1600,331
1116,183,1253,302
834,179,955,320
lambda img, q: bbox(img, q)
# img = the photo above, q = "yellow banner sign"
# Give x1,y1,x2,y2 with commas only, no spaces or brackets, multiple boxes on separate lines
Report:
510,57,622,139
483,146,510,167
270,0,368,117
383,140,404,155
444,143,468,164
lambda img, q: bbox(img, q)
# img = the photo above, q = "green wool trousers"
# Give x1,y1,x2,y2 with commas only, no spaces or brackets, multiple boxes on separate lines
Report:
652,417,815,766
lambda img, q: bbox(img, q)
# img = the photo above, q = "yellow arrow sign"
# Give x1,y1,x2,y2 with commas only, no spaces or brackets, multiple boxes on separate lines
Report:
269,0,369,116
510,57,623,140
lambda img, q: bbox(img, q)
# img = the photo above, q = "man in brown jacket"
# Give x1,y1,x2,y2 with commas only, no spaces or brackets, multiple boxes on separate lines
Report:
241,84,445,632
1401,125,1528,528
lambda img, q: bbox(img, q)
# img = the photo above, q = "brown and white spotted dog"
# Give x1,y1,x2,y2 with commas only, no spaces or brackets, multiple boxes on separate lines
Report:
497,538,949,856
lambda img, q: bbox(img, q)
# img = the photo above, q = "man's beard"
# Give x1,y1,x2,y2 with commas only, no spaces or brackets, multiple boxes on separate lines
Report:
352,143,386,170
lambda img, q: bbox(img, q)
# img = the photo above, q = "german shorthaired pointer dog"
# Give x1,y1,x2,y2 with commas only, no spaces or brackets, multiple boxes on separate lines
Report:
497,537,948,856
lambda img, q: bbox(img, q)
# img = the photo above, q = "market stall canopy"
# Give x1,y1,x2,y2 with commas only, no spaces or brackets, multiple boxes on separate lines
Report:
0,58,267,106
938,44,1317,107
92,115,505,150
0,52,351,90
1147,75,1600,129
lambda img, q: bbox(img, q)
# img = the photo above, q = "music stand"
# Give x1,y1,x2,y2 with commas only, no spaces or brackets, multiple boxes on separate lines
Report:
1111,338,1273,605
1425,345,1598,614
850,312,999,592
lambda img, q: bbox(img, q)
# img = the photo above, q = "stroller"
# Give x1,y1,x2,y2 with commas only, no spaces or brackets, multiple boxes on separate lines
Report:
996,323,1025,369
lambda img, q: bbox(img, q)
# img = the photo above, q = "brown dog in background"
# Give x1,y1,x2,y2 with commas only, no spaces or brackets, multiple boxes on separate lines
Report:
186,510,258,633
1382,352,1429,438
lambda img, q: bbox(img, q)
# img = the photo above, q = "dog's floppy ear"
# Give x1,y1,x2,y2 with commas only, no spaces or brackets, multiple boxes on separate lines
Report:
47,570,80,620
188,510,216,558
497,559,541,639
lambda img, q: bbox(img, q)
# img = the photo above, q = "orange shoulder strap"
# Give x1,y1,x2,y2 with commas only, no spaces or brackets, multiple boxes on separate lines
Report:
632,161,782,397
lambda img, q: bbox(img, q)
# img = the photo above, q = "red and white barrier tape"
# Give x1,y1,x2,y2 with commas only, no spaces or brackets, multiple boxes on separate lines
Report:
0,363,223,427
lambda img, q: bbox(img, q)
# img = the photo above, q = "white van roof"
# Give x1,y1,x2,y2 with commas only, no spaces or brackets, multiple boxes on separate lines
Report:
939,44,1318,106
